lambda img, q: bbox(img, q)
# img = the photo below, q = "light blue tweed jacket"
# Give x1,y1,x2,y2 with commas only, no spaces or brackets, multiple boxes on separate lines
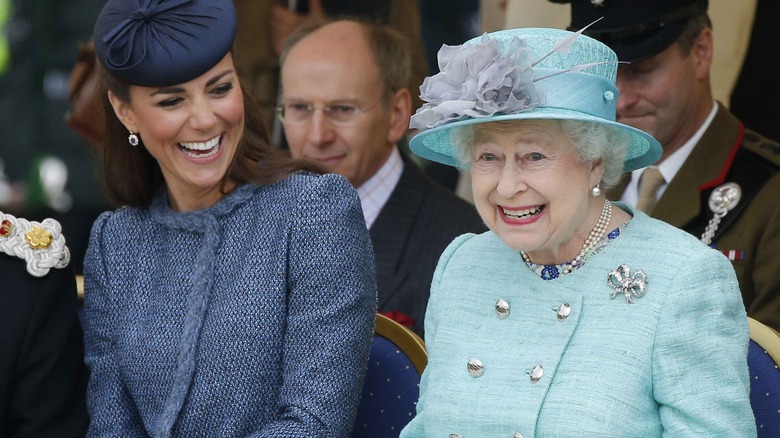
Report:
83,173,377,437
401,205,756,437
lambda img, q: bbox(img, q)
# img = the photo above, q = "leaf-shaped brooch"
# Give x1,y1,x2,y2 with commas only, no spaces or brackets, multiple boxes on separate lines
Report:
607,264,647,304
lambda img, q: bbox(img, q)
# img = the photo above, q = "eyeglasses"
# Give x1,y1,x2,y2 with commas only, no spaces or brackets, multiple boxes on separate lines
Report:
275,102,372,126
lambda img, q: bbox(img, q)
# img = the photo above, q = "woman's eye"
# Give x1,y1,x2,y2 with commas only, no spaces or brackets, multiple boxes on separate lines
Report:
527,152,545,161
478,152,497,162
212,83,234,95
158,97,183,108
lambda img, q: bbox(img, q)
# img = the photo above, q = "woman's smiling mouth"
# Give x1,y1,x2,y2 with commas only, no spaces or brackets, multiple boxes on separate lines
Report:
179,134,222,158
502,205,544,220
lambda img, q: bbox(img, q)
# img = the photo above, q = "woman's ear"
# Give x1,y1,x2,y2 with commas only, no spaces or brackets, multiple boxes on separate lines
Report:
591,157,606,187
107,91,137,132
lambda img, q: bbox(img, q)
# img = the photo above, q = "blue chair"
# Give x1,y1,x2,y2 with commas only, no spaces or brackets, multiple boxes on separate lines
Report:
748,316,780,437
352,313,427,438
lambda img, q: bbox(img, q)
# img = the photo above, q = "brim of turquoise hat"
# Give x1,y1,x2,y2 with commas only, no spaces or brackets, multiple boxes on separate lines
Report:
409,107,662,173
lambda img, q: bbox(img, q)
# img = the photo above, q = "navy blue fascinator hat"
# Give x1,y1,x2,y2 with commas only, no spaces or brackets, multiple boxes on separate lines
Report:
94,0,237,87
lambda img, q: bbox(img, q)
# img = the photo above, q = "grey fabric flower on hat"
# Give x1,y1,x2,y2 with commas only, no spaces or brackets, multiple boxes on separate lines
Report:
410,34,544,130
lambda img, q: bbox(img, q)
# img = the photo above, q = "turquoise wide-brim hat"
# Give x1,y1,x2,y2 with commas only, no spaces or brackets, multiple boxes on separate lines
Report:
409,27,662,172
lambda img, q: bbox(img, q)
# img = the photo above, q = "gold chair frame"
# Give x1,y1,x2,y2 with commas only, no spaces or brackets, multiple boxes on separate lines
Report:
373,313,427,374
748,316,780,364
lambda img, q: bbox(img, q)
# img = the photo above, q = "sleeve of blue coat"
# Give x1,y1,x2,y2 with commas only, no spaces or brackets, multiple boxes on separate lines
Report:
400,233,476,438
82,212,148,436
653,247,757,436
253,173,378,437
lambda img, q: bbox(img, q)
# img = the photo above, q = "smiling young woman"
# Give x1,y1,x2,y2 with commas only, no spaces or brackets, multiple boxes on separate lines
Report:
107,55,245,212
82,0,378,436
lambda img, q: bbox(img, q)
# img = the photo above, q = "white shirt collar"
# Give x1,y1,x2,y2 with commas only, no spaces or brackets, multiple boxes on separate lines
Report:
356,146,404,229
621,102,718,206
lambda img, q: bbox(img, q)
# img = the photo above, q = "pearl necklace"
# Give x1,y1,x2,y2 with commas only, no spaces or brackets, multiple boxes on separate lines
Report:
521,199,612,276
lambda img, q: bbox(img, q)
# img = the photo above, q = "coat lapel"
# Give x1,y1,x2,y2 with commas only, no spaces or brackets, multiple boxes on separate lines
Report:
607,104,743,229
653,103,742,227
369,157,425,308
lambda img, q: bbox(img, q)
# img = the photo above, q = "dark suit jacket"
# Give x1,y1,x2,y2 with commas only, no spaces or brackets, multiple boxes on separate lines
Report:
370,155,486,337
0,255,88,437
607,103,780,331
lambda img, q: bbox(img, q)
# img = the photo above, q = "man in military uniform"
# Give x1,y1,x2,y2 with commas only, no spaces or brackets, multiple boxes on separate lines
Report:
0,211,88,436
553,0,780,330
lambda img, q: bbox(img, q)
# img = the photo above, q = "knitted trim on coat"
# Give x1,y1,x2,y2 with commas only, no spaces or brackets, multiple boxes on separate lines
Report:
148,184,256,437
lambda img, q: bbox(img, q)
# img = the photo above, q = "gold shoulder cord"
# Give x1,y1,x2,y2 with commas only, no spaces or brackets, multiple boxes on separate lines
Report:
0,211,70,277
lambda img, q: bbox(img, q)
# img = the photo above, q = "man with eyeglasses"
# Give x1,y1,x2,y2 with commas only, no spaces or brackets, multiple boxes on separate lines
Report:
278,18,486,337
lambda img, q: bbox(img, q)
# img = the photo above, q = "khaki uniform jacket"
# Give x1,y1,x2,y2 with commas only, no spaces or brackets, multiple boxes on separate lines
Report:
607,102,780,331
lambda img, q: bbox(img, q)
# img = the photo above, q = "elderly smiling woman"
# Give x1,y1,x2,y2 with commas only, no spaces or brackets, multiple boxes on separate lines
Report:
400,28,756,437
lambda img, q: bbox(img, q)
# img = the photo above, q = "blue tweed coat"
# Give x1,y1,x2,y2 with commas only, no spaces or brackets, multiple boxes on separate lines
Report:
401,205,756,437
83,173,377,437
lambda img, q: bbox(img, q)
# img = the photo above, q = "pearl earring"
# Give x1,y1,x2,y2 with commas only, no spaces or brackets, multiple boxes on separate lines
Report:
591,184,601,197
128,131,139,147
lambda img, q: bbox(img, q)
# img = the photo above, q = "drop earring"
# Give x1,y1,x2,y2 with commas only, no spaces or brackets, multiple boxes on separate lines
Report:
128,131,139,147
591,184,601,197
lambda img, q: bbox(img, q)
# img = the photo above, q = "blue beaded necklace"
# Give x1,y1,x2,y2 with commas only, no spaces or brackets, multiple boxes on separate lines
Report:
519,200,625,280
521,226,624,280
